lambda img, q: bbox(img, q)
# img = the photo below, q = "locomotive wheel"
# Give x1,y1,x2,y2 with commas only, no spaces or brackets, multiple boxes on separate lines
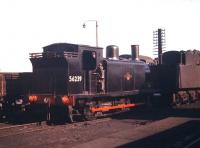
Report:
67,105,74,123
83,106,96,121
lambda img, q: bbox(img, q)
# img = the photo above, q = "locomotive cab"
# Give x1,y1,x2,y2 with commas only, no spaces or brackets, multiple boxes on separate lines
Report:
29,43,103,105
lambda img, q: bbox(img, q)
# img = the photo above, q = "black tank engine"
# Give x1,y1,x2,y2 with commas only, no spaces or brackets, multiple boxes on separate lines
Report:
28,43,149,122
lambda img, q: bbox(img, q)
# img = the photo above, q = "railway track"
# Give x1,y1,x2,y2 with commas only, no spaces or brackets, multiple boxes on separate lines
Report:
183,137,200,148
0,122,45,130
0,122,49,138
0,117,112,139
171,120,200,148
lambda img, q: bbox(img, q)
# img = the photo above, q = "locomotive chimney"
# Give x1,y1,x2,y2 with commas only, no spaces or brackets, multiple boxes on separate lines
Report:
106,45,119,60
131,45,139,60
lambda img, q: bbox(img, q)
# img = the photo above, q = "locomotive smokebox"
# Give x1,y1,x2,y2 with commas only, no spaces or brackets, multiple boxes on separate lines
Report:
106,45,119,60
131,45,139,61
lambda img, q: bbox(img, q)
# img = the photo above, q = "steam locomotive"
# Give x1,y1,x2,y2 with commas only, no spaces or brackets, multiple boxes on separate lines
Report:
1,42,200,122
28,43,150,122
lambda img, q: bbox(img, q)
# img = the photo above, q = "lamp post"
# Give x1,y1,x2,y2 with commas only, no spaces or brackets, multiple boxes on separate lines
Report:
83,20,98,47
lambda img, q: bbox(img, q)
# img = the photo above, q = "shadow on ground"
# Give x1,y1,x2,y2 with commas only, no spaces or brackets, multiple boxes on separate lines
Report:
111,103,200,148
117,120,200,148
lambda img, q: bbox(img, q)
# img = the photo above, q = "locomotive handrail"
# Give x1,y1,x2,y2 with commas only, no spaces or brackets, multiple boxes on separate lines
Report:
29,51,78,59
63,51,78,58
29,53,43,58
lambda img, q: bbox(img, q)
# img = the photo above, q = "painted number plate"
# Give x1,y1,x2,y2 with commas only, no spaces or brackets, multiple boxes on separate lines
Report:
69,75,82,82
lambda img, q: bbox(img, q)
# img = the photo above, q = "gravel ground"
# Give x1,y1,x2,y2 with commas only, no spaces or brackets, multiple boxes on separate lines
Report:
0,118,151,148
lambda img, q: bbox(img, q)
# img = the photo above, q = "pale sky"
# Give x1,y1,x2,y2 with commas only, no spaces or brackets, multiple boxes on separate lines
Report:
0,0,200,72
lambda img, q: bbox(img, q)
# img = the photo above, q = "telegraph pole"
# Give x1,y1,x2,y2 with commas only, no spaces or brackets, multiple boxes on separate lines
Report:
153,28,166,64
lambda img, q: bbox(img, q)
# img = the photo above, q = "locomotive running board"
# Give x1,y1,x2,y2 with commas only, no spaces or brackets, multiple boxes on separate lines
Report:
90,103,144,113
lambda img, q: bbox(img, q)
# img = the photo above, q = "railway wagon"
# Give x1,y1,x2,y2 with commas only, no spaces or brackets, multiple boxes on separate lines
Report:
28,43,150,122
0,73,32,120
149,50,200,105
